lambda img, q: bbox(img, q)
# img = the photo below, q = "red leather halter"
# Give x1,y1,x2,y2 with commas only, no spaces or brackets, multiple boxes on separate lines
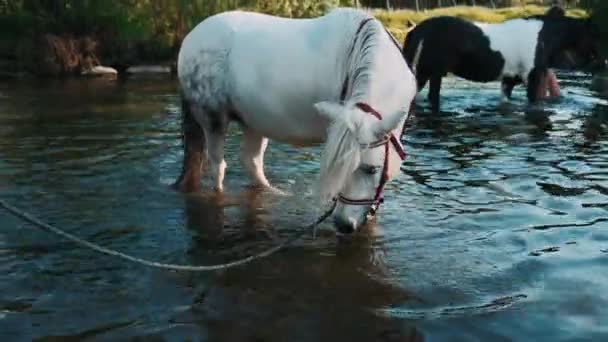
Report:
337,102,407,217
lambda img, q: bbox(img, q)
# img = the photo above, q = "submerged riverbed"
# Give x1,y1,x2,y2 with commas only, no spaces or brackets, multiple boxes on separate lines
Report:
1,72,607,341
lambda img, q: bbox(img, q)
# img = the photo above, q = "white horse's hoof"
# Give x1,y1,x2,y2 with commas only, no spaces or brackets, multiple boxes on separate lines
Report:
250,184,290,196
269,187,291,196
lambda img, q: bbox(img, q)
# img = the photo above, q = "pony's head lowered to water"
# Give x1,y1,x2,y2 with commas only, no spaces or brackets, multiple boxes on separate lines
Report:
314,101,407,235
540,10,606,72
568,16,605,71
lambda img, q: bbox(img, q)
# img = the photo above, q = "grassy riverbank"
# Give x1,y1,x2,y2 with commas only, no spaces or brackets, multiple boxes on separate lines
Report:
0,3,590,78
378,5,588,42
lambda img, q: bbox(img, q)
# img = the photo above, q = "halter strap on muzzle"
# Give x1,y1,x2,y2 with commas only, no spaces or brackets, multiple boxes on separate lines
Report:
336,102,407,217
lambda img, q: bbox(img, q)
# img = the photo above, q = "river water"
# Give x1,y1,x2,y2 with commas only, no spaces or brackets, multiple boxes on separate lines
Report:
1,72,607,341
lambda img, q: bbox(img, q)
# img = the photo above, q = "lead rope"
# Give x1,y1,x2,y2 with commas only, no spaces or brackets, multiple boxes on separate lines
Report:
0,198,337,272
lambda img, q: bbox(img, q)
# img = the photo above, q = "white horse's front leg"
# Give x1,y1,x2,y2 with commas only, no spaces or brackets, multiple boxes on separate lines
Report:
240,128,270,189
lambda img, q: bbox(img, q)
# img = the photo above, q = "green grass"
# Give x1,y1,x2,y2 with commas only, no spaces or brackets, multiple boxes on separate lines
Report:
374,5,588,43
0,3,592,75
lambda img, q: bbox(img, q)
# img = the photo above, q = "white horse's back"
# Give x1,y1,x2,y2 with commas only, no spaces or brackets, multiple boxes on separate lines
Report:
178,8,373,144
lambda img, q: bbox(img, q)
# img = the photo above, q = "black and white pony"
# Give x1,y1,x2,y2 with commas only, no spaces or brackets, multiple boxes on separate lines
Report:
173,8,417,234
402,8,604,112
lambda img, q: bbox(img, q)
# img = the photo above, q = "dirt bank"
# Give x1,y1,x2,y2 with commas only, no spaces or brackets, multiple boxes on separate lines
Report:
0,34,175,79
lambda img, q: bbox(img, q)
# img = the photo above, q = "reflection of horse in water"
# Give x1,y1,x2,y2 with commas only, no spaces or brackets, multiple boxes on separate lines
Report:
183,189,276,253
178,192,424,342
582,103,608,142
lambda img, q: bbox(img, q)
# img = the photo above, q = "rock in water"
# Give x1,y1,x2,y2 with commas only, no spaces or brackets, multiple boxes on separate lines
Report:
126,65,171,74
81,66,118,78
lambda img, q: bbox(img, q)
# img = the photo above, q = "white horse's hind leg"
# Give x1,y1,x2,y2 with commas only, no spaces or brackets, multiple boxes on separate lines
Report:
240,129,271,189
198,111,228,192
208,132,227,192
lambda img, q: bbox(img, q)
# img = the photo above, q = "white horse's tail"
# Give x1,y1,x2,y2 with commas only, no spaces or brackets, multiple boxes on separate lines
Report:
384,27,402,52
404,39,424,125
173,94,206,191
411,39,424,76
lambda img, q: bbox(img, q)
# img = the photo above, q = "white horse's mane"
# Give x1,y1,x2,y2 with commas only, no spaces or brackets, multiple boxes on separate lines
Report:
318,13,386,203
346,15,383,102
319,119,362,203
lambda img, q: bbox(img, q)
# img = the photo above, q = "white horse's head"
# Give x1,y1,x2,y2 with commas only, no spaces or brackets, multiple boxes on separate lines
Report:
315,100,407,234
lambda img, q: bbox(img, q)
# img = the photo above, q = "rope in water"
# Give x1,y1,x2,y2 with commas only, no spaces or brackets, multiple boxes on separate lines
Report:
0,198,336,272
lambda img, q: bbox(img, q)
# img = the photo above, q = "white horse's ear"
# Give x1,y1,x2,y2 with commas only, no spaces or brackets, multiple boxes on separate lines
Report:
315,101,377,138
315,101,359,133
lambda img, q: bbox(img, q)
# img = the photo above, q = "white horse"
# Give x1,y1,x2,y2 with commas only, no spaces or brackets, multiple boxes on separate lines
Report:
174,8,417,234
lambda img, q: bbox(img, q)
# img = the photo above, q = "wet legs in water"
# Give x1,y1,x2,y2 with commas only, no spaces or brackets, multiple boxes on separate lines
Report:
203,114,228,192
240,128,271,189
501,76,520,101
528,68,561,103
174,103,277,193
539,69,560,99
174,99,205,193
174,103,228,193
428,75,442,113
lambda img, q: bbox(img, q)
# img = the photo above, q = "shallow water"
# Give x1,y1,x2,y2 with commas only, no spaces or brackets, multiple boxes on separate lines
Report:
1,72,607,341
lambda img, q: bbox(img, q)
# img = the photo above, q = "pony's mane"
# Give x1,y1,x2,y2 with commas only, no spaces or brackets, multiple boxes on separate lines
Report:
317,13,387,202
345,14,385,102
319,119,361,203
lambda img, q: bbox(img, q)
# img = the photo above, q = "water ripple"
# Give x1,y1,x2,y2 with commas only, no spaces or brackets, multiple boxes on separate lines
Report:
1,73,608,341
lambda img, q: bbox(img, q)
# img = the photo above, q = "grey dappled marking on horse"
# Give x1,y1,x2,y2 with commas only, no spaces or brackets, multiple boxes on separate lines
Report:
174,8,417,234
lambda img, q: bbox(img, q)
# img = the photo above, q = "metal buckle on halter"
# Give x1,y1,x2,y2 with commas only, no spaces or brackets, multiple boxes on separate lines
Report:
367,198,385,218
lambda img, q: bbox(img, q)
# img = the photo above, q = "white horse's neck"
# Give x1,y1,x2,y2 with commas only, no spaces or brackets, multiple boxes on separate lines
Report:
346,18,413,137
316,12,417,202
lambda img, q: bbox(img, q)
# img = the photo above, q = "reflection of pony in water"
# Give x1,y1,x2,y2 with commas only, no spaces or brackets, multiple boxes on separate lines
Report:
179,192,423,341
173,8,417,234
403,7,604,112
183,189,276,249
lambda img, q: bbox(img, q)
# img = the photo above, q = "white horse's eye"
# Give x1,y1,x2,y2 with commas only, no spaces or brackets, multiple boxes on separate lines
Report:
360,164,380,175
